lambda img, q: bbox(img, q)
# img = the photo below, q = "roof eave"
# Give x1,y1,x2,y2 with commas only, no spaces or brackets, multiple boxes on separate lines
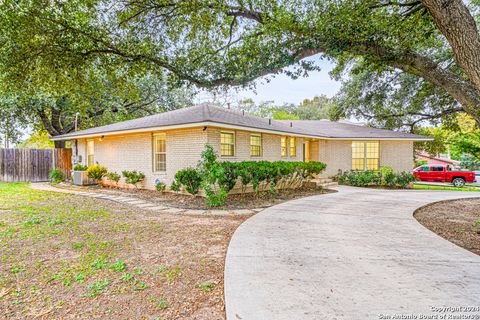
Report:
50,121,325,141
50,121,433,142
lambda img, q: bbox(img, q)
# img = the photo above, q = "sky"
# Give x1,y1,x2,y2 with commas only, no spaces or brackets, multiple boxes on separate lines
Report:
195,57,342,106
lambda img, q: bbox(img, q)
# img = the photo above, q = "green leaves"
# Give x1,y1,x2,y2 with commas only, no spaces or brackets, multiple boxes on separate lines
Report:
1,0,478,132
172,168,203,195
172,145,327,207
336,168,416,188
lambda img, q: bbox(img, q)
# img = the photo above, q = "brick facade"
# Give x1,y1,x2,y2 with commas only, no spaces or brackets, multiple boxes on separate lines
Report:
205,127,304,162
75,126,414,189
318,140,414,177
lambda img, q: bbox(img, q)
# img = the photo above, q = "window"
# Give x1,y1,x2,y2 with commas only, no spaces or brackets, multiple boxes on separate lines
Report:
250,134,262,156
281,137,288,157
365,141,379,170
153,134,166,172
432,166,444,172
220,132,235,156
87,140,94,166
290,137,296,157
420,166,430,172
352,141,379,171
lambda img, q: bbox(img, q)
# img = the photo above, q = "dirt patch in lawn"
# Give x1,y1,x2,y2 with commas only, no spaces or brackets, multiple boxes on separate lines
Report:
0,183,248,319
62,185,335,210
414,198,480,256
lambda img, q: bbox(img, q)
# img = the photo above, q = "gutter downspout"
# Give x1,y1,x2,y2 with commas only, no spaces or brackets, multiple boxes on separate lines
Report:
74,112,80,164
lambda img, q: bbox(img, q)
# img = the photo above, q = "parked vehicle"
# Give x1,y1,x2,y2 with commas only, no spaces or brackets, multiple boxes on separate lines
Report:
474,171,480,183
412,165,475,187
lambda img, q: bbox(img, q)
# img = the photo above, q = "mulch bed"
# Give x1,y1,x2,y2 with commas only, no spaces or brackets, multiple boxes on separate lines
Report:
68,185,336,210
414,198,480,256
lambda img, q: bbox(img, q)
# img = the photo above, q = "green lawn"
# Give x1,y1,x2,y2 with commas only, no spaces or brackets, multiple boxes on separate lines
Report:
0,182,244,319
413,184,480,192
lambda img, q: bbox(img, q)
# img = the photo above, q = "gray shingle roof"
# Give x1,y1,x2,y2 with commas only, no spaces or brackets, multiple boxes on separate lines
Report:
276,120,428,139
52,103,430,140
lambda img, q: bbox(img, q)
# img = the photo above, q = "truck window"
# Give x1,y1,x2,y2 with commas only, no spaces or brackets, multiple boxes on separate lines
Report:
420,166,430,172
432,166,444,172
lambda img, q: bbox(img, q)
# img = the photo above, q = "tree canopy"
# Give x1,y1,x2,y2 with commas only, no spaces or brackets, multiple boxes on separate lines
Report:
238,94,335,120
1,0,479,128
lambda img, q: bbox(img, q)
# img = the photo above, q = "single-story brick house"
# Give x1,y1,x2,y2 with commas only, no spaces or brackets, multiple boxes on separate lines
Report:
52,104,430,189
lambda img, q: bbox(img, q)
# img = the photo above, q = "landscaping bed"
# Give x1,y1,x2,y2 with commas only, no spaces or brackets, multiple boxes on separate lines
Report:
414,198,480,256
61,184,335,210
0,183,247,319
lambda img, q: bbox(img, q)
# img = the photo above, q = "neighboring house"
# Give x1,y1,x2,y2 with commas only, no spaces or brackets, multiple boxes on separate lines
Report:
416,151,460,167
51,104,431,189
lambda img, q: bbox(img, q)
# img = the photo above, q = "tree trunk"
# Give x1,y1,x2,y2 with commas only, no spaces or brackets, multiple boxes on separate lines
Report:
54,140,66,148
422,0,480,92
352,42,480,125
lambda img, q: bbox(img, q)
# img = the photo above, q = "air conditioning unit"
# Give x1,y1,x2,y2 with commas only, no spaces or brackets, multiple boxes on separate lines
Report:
73,171,95,186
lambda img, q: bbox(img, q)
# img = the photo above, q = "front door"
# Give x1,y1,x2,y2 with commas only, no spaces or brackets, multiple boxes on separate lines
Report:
303,141,310,162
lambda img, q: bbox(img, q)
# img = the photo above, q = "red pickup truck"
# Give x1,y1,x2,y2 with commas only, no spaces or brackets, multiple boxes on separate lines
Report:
412,164,475,187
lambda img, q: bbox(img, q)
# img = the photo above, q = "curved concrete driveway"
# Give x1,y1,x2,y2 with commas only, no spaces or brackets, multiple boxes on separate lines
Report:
225,186,480,319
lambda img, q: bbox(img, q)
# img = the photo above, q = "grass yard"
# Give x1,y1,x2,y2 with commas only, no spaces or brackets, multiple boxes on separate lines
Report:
0,183,248,319
413,184,480,192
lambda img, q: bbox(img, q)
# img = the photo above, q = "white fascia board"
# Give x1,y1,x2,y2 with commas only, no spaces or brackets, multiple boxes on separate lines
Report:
324,137,434,141
51,121,323,140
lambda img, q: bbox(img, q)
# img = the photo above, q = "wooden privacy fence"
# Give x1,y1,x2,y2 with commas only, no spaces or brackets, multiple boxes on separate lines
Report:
0,148,72,182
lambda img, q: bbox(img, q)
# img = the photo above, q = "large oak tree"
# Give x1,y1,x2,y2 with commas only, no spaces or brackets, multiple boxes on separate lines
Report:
1,0,479,126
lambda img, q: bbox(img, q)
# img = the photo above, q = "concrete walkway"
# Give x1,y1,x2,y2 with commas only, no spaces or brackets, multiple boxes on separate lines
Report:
225,186,480,320
30,183,260,216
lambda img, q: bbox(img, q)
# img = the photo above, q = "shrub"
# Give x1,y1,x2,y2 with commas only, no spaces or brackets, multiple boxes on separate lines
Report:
204,185,228,208
87,165,108,182
172,168,203,195
154,179,166,192
49,168,64,183
171,145,327,207
336,168,415,188
106,172,121,184
122,170,145,187
170,180,180,192
73,164,88,171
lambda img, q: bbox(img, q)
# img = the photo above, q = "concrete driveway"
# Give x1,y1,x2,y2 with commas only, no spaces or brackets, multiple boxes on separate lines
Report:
224,186,480,320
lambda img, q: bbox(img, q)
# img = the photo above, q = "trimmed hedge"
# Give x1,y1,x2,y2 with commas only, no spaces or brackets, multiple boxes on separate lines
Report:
336,166,416,188
172,145,327,207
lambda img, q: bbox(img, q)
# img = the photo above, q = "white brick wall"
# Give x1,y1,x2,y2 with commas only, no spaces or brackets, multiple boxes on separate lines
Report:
76,128,206,189
206,127,304,162
318,140,414,177
380,141,414,172
74,126,414,188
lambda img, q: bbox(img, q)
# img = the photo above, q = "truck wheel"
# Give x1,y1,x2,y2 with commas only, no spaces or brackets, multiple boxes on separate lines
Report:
452,178,466,188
